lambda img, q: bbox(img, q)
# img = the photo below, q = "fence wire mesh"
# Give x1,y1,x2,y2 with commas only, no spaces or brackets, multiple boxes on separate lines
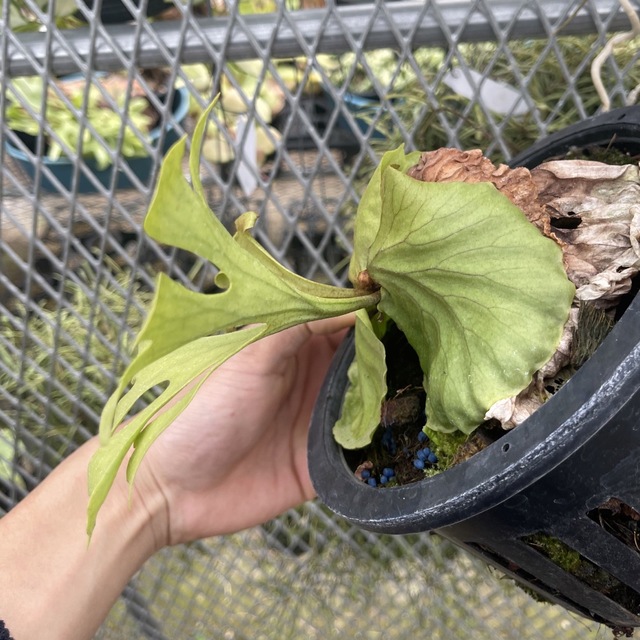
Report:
1,0,638,637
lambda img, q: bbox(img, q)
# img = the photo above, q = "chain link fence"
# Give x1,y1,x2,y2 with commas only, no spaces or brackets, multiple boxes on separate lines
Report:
1,0,639,637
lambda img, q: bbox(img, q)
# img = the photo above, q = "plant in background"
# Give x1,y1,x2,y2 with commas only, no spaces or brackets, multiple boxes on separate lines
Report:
327,37,640,166
0,262,151,468
326,48,446,97
180,57,322,169
0,0,80,31
0,429,26,492
7,74,154,169
87,103,575,534
202,60,286,167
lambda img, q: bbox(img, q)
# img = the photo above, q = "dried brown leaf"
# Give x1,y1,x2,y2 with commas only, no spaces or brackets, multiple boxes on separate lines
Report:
483,383,546,430
532,160,640,306
407,148,550,233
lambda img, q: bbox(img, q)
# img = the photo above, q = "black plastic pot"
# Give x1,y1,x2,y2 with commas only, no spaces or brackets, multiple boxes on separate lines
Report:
509,106,640,168
272,90,388,157
308,106,640,630
77,0,170,23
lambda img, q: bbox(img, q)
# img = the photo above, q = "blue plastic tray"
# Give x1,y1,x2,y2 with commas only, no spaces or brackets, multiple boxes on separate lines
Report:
6,86,190,193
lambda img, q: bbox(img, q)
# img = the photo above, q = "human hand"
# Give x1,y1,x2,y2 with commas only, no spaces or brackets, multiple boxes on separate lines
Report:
0,319,352,640
137,316,353,547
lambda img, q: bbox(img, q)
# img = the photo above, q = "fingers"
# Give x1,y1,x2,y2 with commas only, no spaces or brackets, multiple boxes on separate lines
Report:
222,314,356,376
274,314,354,359
306,313,356,335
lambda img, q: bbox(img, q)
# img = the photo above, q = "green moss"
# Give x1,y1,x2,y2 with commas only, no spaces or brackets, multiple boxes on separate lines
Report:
525,533,583,574
423,427,468,469
563,145,638,166
524,533,640,613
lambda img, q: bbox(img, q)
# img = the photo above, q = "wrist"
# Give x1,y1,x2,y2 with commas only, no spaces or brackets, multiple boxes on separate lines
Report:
119,456,172,553
0,437,168,640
